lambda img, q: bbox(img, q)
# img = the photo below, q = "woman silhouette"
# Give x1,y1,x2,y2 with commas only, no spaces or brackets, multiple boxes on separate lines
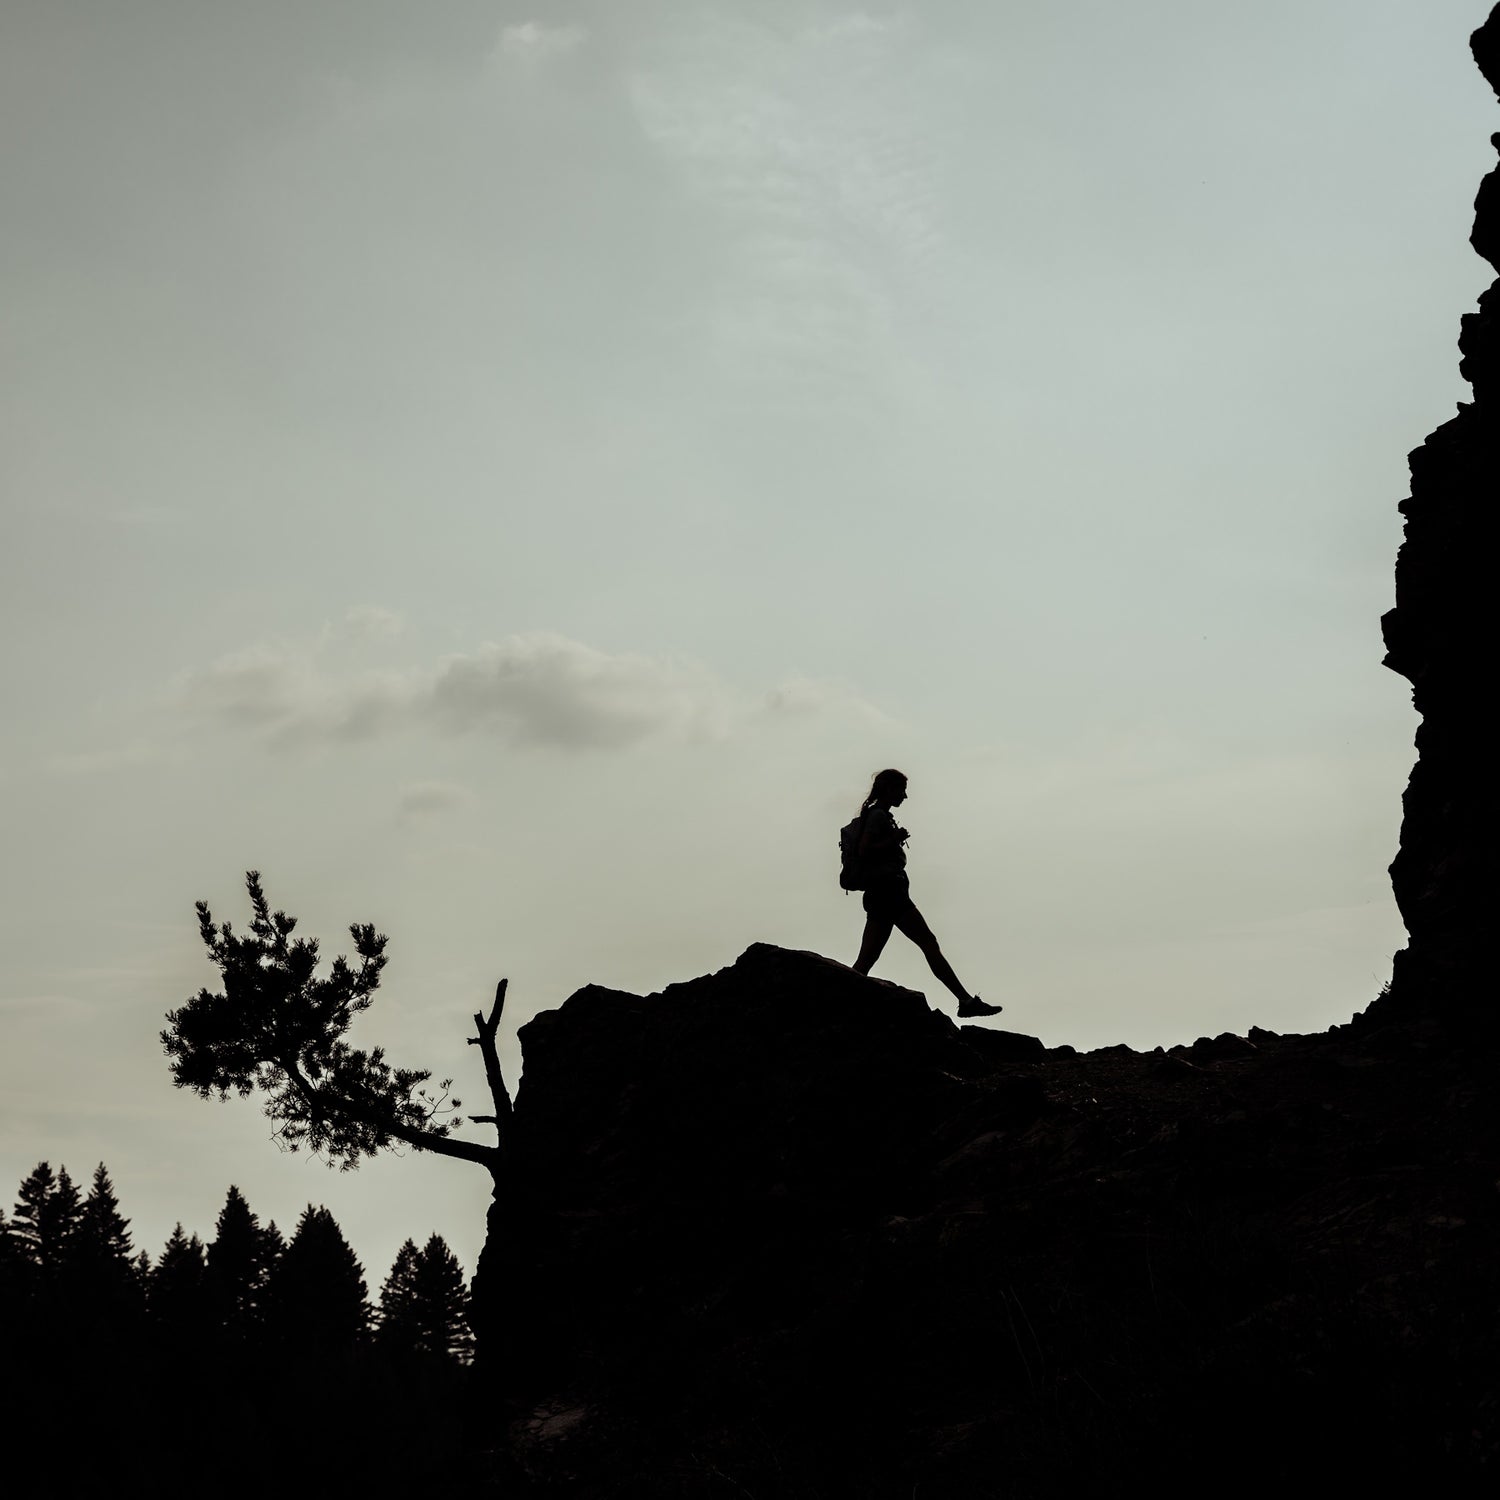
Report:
851,769,1001,1018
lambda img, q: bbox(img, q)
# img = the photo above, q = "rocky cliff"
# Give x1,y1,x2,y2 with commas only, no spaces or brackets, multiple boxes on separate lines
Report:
471,945,1496,1496
1380,5,1500,1020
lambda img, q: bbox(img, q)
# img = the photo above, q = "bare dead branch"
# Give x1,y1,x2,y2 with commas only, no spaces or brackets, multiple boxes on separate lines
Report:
467,977,513,1146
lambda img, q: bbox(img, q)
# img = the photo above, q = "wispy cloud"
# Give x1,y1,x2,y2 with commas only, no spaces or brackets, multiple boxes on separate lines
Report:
760,675,894,726
173,623,882,754
397,780,473,821
338,605,405,641
626,9,946,411
493,20,589,69
427,634,725,747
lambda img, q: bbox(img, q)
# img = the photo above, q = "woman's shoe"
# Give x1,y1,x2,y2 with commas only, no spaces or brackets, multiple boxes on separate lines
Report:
957,995,1002,1018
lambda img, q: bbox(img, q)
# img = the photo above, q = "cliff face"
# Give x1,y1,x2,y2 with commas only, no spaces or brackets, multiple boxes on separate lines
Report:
1380,6,1500,1018
472,945,1497,1496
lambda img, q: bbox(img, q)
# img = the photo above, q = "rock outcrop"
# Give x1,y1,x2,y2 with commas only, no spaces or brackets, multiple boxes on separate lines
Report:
471,944,1497,1494
1380,5,1500,1021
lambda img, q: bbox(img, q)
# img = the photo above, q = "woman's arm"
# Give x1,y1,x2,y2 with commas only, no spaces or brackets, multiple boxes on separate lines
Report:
858,808,905,857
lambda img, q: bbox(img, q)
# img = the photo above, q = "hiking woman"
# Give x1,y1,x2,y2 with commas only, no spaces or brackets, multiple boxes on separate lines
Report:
850,768,1001,1018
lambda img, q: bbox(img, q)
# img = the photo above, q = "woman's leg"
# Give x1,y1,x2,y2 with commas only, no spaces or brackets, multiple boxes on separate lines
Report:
853,913,894,974
892,901,972,1005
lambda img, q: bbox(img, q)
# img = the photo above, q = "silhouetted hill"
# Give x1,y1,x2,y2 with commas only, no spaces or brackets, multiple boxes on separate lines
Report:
471,944,1498,1495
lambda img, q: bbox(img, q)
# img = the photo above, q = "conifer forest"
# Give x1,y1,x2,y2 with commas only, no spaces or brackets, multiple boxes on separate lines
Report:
0,1162,482,1491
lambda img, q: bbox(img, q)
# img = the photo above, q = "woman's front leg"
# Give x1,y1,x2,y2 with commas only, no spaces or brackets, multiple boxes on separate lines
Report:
895,902,973,1005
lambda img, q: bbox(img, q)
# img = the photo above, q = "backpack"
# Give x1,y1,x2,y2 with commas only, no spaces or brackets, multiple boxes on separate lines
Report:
838,808,872,892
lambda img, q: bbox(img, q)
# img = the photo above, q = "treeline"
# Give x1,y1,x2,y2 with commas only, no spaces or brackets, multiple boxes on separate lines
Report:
0,1161,470,1361
0,1162,492,1492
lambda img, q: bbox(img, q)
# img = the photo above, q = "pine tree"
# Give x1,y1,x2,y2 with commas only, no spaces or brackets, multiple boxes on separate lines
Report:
71,1164,135,1268
0,1205,31,1308
65,1164,142,1333
10,1163,54,1265
12,1162,83,1274
376,1239,422,1355
263,1204,370,1355
375,1234,472,1364
163,876,519,1366
411,1234,473,1364
204,1185,276,1342
150,1224,207,1342
46,1166,82,1269
3,1168,77,1363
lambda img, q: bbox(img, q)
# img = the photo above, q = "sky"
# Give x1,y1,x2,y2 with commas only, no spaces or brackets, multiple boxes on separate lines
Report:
2,0,1495,1284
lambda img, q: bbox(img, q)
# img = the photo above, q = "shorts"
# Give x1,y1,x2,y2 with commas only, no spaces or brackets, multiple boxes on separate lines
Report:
862,872,914,921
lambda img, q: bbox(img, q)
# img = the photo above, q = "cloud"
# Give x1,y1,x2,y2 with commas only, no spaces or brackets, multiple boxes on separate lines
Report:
429,634,724,748
339,605,404,640
397,780,473,820
625,9,945,409
760,675,894,726
177,643,315,730
810,13,899,44
178,628,728,751
494,21,588,68
175,624,885,755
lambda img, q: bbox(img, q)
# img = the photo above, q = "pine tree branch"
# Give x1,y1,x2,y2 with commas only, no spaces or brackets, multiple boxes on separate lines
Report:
278,1056,500,1172
467,978,513,1145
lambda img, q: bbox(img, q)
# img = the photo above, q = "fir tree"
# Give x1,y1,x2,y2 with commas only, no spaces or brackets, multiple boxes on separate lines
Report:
12,1162,82,1273
410,1234,473,1364
204,1184,276,1342
376,1234,472,1364
376,1239,422,1355
71,1164,135,1268
0,1205,30,1307
47,1167,82,1270
150,1223,207,1338
263,1204,370,1355
65,1164,142,1331
260,1218,286,1265
11,1163,56,1266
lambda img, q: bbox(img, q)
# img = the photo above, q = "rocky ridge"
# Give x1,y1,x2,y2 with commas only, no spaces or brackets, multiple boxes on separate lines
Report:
471,944,1497,1496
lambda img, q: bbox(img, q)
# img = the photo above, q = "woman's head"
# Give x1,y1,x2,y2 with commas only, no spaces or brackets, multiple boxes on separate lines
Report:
865,768,908,808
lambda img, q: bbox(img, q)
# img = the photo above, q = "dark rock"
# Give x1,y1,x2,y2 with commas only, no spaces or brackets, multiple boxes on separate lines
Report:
1376,6,1500,1022
467,936,1500,1493
1152,1053,1202,1077
959,1025,1046,1063
1191,1032,1258,1060
1091,1042,1136,1056
514,944,973,1216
